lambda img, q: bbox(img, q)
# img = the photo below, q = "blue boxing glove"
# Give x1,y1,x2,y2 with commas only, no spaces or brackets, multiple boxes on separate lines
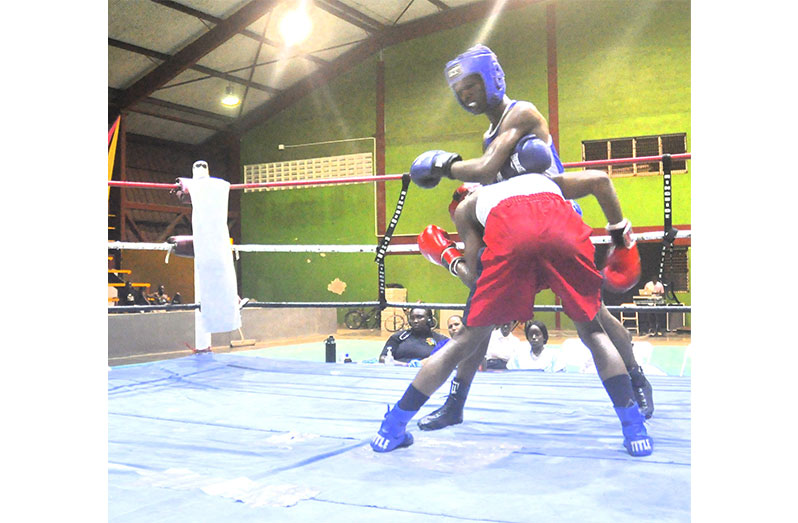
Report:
507,134,552,176
410,150,462,189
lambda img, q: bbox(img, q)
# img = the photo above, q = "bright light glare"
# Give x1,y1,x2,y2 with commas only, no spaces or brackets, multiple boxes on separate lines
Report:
221,86,241,107
279,8,312,47
473,0,508,46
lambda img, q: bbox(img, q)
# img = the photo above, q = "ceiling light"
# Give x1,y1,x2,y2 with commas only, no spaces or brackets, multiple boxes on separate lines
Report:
221,85,241,108
279,4,312,47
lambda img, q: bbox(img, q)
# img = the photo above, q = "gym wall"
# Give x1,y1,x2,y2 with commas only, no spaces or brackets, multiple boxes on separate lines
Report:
238,0,691,329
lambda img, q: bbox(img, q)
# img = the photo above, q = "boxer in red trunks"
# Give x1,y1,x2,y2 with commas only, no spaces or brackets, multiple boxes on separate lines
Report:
371,172,653,457
420,178,651,432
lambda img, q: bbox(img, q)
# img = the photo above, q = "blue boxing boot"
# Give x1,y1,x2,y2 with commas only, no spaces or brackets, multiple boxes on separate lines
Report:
371,404,416,452
615,402,653,457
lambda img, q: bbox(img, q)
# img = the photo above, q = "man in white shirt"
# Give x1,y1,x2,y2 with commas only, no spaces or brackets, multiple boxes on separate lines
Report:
641,275,666,336
484,322,523,370
643,275,665,297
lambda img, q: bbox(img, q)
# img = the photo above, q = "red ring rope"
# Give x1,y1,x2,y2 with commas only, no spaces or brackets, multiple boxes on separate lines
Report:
106,153,691,190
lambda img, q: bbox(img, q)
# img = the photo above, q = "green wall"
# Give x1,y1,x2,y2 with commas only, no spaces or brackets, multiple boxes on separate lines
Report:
239,58,380,304
239,0,691,327
555,0,691,227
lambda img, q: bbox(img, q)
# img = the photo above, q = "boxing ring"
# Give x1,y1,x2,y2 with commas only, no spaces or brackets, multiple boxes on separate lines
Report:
108,153,691,521
109,355,690,522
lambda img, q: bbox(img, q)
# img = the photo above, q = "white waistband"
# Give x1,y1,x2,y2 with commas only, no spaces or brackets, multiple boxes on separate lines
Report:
475,174,564,226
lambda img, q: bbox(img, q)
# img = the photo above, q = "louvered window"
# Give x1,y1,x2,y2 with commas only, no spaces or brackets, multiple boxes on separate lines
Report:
582,133,687,177
243,152,373,192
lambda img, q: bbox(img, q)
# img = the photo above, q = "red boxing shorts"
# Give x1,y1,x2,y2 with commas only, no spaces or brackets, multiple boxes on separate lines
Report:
465,192,602,327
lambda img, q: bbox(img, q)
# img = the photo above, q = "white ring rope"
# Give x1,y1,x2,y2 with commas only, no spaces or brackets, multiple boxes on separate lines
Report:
107,229,691,256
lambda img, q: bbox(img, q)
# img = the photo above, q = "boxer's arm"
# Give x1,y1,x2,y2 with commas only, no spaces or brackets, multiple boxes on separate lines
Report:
452,194,484,290
550,169,624,225
452,257,473,288
449,104,548,184
417,224,464,276
549,169,639,291
449,129,522,184
519,102,551,143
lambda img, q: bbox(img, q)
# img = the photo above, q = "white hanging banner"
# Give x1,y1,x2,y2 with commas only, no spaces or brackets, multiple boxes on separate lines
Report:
179,171,241,335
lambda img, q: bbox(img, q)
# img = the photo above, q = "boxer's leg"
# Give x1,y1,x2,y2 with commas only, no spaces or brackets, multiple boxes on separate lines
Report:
411,325,492,396
418,333,489,431
371,325,492,452
597,305,654,418
575,317,653,457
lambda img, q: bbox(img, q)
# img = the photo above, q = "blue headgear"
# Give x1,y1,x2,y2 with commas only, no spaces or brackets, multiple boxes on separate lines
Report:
444,45,506,114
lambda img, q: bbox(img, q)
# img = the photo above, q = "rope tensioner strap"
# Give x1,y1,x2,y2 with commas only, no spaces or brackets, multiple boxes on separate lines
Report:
657,154,682,303
375,173,411,309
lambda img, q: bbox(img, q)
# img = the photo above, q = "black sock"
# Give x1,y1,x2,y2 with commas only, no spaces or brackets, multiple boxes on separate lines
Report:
397,384,430,412
602,374,636,408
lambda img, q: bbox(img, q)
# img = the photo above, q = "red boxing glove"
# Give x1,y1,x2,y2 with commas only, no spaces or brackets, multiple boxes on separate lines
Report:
417,224,464,276
602,219,641,292
448,183,479,221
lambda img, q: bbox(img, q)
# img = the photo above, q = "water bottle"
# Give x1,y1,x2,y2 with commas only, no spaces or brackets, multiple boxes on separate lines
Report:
344,353,352,363
325,336,336,363
385,348,394,366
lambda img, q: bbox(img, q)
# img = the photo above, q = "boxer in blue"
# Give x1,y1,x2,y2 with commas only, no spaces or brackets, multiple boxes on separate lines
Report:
410,45,653,430
412,44,562,188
